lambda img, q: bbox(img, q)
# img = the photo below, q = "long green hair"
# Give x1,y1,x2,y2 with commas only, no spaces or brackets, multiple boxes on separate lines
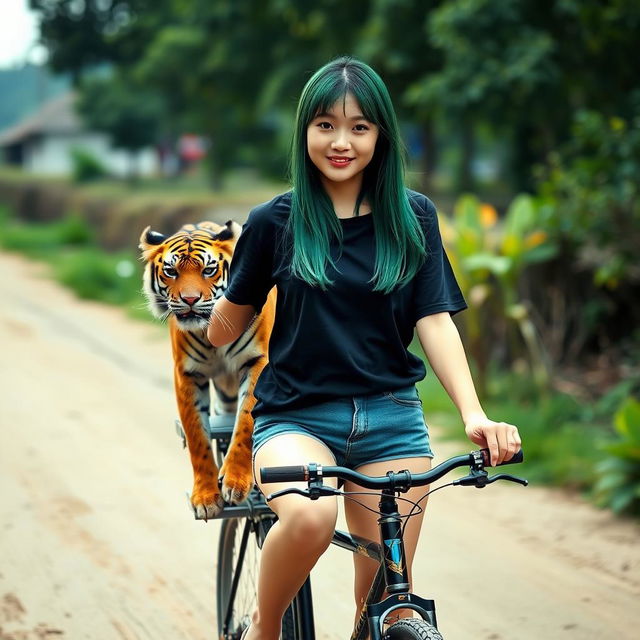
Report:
288,56,426,294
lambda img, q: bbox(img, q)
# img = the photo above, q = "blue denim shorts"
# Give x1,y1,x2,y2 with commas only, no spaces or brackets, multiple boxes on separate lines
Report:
252,386,434,469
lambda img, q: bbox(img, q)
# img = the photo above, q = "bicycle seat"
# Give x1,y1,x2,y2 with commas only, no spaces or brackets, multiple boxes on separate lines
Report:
209,413,236,440
174,413,236,449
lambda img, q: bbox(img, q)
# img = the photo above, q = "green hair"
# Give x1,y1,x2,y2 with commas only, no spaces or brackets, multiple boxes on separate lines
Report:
288,56,426,294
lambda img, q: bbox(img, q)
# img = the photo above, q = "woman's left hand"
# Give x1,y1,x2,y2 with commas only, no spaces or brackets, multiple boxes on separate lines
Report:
463,414,521,466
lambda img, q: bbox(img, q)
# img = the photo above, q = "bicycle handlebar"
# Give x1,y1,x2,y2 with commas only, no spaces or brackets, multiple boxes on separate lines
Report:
260,448,524,490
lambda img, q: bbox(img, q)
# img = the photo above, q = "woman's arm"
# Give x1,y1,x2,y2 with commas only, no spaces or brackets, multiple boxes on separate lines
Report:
415,312,521,465
207,296,256,347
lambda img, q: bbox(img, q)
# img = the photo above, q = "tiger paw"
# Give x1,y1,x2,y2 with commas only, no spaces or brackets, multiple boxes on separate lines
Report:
219,461,253,504
191,483,224,521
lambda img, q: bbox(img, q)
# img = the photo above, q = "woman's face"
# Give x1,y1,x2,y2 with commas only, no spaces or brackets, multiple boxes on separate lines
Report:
306,93,379,190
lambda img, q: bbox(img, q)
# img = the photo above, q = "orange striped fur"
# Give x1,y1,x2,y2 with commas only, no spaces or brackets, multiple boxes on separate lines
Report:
139,221,275,519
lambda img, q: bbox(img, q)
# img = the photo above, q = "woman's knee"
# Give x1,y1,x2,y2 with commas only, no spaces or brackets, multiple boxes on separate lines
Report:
278,501,337,550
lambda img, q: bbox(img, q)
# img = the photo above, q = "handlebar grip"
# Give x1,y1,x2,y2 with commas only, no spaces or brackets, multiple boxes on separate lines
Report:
260,465,307,483
483,448,524,466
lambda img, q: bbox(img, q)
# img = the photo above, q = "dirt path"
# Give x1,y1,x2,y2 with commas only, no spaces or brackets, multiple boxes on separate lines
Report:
0,250,638,640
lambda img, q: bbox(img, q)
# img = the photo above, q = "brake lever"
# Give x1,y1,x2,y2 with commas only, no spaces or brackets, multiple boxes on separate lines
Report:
266,485,342,502
453,470,528,488
486,473,529,487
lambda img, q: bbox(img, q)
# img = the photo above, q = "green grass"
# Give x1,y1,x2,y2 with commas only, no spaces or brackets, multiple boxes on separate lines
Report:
0,205,147,320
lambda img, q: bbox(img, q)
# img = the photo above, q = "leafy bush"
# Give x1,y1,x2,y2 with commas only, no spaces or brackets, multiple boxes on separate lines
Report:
0,206,144,317
53,249,142,307
536,107,640,289
70,147,109,183
0,211,93,255
594,397,640,515
440,194,557,395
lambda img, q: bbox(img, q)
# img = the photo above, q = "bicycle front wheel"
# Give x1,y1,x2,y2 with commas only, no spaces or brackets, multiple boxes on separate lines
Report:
385,617,444,640
217,517,297,640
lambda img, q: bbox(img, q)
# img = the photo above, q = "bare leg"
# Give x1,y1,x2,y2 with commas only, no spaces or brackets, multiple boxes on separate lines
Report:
246,434,338,640
344,457,432,632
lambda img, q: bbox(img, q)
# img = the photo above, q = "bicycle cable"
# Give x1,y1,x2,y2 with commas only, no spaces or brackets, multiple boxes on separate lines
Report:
338,490,426,520
400,482,456,537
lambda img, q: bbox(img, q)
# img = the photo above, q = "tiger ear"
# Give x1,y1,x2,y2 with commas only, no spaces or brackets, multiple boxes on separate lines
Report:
139,226,167,260
212,220,241,242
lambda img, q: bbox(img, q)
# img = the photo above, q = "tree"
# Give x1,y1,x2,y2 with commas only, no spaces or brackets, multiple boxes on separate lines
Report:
357,0,444,191
77,73,164,177
29,0,131,83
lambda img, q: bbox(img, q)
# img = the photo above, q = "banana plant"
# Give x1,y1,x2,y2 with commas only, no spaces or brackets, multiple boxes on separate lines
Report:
594,397,640,514
440,194,557,394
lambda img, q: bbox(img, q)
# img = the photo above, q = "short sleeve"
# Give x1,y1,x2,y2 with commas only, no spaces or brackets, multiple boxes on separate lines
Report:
411,193,467,322
224,204,275,313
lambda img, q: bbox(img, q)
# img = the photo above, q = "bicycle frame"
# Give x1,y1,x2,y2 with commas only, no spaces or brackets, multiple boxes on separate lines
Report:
329,490,438,640
178,415,525,640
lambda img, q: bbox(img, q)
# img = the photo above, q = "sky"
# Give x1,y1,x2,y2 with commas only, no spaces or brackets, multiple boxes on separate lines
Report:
0,0,47,68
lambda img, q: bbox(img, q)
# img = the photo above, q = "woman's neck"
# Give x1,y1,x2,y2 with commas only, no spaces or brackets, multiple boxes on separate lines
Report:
320,175,370,218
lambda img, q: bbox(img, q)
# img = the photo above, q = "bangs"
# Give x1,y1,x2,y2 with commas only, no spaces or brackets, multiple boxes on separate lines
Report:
304,76,382,128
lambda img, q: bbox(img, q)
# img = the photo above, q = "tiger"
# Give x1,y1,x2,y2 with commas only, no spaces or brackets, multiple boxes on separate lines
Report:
139,220,275,520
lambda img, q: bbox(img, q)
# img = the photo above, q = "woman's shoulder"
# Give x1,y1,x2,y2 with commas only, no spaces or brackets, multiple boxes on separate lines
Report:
405,189,437,219
247,191,292,227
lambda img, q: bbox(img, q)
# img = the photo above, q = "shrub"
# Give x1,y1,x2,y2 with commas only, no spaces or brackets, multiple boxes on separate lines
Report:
594,397,640,515
70,147,109,183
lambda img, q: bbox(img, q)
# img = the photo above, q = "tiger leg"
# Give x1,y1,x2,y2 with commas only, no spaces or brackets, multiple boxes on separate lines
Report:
218,361,263,504
212,372,238,416
174,367,223,519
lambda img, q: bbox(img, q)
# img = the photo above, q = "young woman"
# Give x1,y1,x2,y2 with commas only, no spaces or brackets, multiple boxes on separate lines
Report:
208,56,521,640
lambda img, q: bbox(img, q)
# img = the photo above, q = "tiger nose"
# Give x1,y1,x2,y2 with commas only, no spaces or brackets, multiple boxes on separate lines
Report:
181,295,200,306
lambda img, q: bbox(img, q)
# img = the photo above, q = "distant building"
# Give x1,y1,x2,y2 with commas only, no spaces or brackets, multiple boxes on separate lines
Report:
0,92,156,177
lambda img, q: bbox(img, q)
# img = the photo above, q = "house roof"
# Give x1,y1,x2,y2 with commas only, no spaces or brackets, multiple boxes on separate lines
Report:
0,92,83,147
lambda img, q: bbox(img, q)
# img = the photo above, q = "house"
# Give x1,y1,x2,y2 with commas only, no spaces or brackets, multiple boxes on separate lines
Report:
0,92,156,177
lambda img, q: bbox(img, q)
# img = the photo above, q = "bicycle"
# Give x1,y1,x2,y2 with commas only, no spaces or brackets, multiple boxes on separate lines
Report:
176,415,527,639
176,414,314,639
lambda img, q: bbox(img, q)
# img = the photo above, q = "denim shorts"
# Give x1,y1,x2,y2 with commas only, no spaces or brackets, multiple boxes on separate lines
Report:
252,386,434,469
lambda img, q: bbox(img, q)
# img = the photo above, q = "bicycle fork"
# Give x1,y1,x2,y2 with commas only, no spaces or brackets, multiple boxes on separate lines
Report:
365,490,438,640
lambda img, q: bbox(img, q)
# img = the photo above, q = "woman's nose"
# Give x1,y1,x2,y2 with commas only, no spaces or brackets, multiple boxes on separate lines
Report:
331,131,351,150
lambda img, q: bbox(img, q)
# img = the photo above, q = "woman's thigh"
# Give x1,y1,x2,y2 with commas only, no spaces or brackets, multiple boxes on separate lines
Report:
253,432,339,528
344,456,432,584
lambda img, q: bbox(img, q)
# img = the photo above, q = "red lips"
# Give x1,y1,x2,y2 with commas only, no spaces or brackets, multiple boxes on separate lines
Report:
327,156,354,168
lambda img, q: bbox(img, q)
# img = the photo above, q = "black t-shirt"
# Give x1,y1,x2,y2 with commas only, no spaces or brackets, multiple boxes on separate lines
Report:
225,189,467,417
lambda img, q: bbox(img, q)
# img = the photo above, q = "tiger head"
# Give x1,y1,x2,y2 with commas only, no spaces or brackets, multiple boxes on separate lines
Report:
139,220,242,331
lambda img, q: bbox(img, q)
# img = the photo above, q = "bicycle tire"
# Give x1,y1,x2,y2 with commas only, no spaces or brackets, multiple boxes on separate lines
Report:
216,517,297,640
385,617,444,640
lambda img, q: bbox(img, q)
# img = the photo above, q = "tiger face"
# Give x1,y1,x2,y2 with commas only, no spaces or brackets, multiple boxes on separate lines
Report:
139,220,242,331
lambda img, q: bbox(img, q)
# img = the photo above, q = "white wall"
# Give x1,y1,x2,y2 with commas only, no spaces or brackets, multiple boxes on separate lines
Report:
23,132,157,177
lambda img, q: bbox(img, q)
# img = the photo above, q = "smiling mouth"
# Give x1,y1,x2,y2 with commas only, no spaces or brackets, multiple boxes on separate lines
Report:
328,157,354,167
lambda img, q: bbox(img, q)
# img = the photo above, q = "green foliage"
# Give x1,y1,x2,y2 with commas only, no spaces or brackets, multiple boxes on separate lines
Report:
594,397,640,515
0,206,143,315
53,249,142,307
0,210,93,255
77,73,164,156
69,147,109,183
440,194,557,393
536,107,640,289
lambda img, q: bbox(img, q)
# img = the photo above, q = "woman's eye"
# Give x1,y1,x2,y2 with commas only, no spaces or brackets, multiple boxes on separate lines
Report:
318,122,333,129
354,124,369,132
164,267,178,277
202,266,217,277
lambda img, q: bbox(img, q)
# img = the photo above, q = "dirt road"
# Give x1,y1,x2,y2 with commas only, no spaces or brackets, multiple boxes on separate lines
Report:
1,250,638,640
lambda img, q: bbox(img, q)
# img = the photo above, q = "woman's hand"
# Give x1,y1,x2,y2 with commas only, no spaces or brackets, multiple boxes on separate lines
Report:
463,413,521,466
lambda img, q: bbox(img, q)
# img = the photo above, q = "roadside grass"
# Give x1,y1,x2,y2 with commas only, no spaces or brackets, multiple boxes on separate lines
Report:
0,205,148,321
